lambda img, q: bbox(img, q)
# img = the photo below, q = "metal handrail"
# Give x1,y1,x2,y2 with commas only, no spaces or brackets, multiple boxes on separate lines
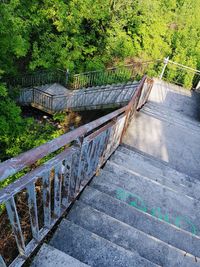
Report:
0,75,153,267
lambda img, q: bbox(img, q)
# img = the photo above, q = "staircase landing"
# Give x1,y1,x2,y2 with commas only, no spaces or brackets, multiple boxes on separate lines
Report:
123,78,200,180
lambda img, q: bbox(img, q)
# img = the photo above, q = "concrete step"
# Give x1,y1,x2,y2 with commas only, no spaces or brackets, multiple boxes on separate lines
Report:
109,146,200,200
149,78,200,120
122,110,200,179
50,219,158,267
31,244,90,267
145,102,200,127
91,168,200,235
142,103,200,133
68,200,199,267
80,186,200,258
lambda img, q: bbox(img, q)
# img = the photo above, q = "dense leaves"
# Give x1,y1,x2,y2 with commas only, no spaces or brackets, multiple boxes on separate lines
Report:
0,0,200,160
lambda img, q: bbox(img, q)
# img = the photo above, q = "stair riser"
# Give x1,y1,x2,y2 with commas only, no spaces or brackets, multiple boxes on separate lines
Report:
91,174,200,235
117,145,200,187
80,186,200,257
50,219,157,267
117,146,196,183
107,155,200,201
68,201,198,267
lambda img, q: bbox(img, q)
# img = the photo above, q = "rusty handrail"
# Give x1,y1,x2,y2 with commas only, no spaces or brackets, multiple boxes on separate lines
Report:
0,107,126,181
0,75,152,267
0,76,147,182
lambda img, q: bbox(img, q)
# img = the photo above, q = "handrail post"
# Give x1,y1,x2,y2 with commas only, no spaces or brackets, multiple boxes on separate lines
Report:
66,69,70,87
160,56,169,79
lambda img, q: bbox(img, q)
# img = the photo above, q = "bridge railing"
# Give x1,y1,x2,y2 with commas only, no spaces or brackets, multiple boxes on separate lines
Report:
52,82,140,112
33,88,54,112
160,57,200,89
4,69,67,88
69,60,160,89
0,76,153,267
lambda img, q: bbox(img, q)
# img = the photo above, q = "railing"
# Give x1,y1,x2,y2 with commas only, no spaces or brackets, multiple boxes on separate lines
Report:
4,69,67,88
160,57,200,89
69,61,160,89
4,58,200,93
52,82,140,112
0,75,153,267
18,88,34,105
33,88,53,112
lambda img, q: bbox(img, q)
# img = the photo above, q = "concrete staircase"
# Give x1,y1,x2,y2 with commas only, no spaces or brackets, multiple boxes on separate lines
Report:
31,79,200,267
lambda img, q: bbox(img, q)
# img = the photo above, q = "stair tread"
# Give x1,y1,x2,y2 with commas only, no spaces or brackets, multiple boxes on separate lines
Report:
110,146,200,200
144,102,200,128
91,168,200,234
50,218,159,267
80,186,200,257
31,244,90,267
142,104,200,133
149,78,200,120
68,200,199,267
122,110,200,180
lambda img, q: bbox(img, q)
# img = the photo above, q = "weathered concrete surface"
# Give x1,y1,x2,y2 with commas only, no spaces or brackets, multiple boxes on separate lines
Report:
123,79,200,179
90,168,200,235
31,244,90,267
68,201,199,267
149,78,200,120
109,147,200,200
30,79,200,267
35,83,70,95
50,219,158,267
80,186,200,258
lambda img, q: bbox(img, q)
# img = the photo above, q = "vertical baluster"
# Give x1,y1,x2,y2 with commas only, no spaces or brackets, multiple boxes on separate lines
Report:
62,157,72,207
51,96,53,112
0,255,7,267
69,151,80,202
42,171,51,228
5,197,26,256
26,183,39,241
54,164,63,218
77,76,79,89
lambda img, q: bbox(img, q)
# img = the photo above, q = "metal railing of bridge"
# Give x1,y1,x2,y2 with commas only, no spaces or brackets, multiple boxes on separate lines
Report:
3,58,200,92
69,61,160,89
4,69,67,88
160,57,200,89
0,76,153,267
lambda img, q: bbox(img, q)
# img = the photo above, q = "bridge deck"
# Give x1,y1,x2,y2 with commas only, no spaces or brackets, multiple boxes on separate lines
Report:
19,81,139,113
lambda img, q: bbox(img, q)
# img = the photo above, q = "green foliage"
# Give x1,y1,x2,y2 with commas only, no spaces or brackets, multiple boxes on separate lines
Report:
0,0,200,165
1,0,200,76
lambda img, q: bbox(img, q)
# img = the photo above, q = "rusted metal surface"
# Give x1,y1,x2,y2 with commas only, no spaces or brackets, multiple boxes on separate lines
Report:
5,197,26,256
54,164,63,218
0,107,126,182
61,156,72,208
26,183,39,240
0,75,153,267
42,171,51,228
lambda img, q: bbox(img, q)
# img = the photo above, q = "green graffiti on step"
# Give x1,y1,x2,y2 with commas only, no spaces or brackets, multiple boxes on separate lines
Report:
175,216,197,235
115,187,198,235
116,188,147,212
